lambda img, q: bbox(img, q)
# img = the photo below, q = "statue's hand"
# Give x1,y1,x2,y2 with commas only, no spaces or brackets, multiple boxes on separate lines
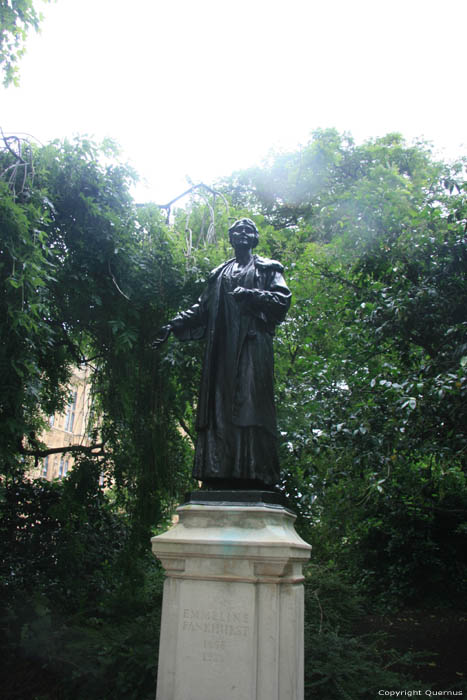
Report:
230,286,253,301
152,324,172,349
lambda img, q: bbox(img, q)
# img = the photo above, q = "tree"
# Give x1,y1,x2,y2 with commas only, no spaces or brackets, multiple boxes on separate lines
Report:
1,129,465,697
222,130,467,603
0,137,244,698
0,0,50,86
222,130,467,471
0,134,209,543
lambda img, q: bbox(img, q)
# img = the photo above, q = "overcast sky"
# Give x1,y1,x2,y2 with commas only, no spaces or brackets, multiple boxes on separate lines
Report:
1,0,465,202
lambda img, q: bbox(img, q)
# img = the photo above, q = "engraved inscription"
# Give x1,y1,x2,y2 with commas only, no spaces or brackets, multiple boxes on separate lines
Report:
182,608,249,637
202,639,226,663
181,607,250,663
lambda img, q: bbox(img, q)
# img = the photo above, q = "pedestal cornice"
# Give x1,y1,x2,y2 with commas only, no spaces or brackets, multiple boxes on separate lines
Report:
152,503,311,584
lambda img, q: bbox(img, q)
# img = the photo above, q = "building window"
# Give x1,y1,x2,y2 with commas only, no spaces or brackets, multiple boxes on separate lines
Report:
42,456,49,477
58,456,70,479
64,390,78,432
86,406,97,438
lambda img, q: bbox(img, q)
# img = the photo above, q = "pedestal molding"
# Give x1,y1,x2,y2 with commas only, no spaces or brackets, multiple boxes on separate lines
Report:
161,572,307,584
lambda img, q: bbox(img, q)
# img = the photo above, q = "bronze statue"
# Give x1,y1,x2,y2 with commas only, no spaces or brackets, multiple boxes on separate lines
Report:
155,218,291,488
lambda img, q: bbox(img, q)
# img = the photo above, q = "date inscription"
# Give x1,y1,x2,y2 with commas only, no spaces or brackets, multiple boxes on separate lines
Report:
181,607,251,663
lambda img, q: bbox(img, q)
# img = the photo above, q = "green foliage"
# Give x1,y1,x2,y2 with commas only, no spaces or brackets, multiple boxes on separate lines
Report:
226,129,467,606
0,0,50,86
334,462,467,607
0,468,163,700
0,135,206,541
0,460,127,608
0,177,72,471
0,478,420,700
303,565,423,699
1,127,466,696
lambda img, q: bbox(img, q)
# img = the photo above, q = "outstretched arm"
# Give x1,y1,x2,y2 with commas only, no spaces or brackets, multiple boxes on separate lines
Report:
153,287,209,349
152,324,172,349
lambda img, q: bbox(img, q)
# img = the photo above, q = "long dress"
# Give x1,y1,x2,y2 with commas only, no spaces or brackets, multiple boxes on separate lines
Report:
171,254,291,487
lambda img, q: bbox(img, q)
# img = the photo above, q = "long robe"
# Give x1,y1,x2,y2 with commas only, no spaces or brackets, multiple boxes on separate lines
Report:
171,254,291,487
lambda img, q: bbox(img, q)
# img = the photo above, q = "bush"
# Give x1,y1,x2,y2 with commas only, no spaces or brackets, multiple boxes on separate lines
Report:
0,467,164,700
343,465,467,608
303,565,424,700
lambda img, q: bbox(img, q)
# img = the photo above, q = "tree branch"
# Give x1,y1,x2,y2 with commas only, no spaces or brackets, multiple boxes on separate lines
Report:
177,416,195,444
108,260,130,300
1,129,35,195
310,259,364,292
156,183,229,224
20,442,106,459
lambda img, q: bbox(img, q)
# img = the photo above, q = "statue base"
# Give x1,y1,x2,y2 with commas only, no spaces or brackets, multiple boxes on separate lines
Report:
151,492,311,700
184,487,288,507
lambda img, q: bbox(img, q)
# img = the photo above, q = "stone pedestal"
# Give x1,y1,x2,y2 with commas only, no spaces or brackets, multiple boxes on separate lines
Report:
151,493,311,700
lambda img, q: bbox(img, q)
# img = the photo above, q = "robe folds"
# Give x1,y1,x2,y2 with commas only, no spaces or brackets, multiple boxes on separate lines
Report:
170,254,291,487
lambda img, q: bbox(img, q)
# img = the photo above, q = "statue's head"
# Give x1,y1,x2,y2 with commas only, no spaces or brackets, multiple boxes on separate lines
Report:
228,218,259,249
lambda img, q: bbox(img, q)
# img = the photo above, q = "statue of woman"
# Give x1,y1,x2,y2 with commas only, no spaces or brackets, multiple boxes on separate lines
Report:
155,218,291,488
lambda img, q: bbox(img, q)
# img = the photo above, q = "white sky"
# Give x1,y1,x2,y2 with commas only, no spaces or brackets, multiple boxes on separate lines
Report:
1,0,466,203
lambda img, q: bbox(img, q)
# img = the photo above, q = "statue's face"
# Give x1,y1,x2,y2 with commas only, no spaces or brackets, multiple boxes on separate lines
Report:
230,224,258,249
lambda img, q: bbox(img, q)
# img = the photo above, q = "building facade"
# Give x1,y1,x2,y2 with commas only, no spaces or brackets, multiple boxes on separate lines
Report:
31,366,94,481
